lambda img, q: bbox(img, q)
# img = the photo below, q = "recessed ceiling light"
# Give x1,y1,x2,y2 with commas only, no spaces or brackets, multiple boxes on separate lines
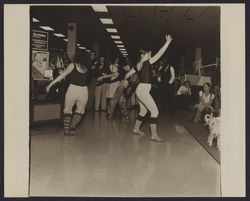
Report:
111,35,120,39
79,47,86,49
119,48,126,51
77,43,81,46
100,18,113,24
92,5,108,12
63,39,68,42
39,26,54,31
106,28,118,33
33,18,39,22
117,45,124,48
86,49,90,52
114,40,122,44
53,33,65,37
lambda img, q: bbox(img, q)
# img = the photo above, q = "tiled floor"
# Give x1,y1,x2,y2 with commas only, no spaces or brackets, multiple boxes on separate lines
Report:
30,110,221,197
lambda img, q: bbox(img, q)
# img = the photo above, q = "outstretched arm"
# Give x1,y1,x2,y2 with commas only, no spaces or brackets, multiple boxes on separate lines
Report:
149,34,173,64
124,68,136,80
169,66,175,84
46,63,74,92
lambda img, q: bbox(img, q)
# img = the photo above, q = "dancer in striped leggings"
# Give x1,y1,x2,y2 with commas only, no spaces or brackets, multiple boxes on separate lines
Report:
124,34,173,142
46,52,90,135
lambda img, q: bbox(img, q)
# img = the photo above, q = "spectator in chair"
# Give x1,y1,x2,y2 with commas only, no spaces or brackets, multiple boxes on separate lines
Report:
188,82,215,123
174,81,192,110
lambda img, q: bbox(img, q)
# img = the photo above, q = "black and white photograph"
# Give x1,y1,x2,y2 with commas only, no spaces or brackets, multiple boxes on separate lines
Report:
3,2,246,198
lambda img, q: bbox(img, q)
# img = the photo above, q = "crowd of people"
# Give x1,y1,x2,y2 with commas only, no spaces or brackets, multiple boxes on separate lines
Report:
46,33,220,141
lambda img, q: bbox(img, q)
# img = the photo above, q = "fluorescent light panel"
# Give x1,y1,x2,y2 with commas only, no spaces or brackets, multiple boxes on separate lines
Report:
77,43,81,46
39,26,54,31
117,45,124,48
63,39,68,42
86,50,90,52
114,40,122,44
111,35,120,39
79,47,86,49
92,5,108,12
106,28,117,33
100,18,113,24
53,33,65,37
119,48,126,51
33,18,39,22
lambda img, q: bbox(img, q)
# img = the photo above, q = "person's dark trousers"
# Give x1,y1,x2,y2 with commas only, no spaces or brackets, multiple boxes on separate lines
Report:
160,83,174,112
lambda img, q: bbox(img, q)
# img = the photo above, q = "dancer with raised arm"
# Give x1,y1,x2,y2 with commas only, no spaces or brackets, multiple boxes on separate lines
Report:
46,52,90,135
124,34,173,142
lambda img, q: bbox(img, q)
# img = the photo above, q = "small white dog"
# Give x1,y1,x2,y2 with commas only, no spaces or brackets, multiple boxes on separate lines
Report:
204,114,221,151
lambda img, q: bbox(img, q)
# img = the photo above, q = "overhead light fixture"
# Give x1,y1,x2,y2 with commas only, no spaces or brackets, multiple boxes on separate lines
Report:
100,18,113,24
119,48,126,51
79,47,86,50
77,43,81,46
106,28,118,33
33,18,39,22
111,35,120,39
39,26,55,31
63,39,68,42
117,45,124,48
121,51,127,53
114,40,122,44
92,5,108,12
86,49,90,52
53,33,65,37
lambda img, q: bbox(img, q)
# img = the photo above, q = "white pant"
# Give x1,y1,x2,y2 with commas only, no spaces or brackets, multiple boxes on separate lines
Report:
106,81,120,98
95,83,109,110
64,84,88,114
136,83,159,118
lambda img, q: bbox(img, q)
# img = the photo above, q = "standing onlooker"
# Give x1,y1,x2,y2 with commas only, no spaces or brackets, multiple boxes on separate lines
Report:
157,60,175,112
106,58,120,104
94,56,110,111
86,51,97,111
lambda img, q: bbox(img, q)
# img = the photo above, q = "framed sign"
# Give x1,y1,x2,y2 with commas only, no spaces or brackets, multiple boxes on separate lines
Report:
32,50,49,79
32,30,48,51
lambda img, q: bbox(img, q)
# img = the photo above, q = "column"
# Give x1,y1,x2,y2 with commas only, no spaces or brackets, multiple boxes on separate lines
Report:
194,47,202,75
67,23,76,61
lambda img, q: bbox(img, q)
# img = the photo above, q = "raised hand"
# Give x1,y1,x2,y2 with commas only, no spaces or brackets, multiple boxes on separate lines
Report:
165,34,173,43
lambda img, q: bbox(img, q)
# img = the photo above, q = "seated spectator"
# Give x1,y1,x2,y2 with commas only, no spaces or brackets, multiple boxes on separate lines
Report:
174,81,192,110
188,82,215,122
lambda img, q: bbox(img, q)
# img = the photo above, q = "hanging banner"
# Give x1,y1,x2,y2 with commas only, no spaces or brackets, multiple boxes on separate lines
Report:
32,30,48,51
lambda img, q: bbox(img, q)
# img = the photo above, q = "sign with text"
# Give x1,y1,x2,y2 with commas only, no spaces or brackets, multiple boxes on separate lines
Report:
32,30,48,51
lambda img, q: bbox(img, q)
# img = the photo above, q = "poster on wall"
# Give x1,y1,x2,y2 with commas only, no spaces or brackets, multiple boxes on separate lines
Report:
32,50,49,80
32,30,48,51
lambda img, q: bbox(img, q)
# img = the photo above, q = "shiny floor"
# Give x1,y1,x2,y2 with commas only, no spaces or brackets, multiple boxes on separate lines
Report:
30,110,221,197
